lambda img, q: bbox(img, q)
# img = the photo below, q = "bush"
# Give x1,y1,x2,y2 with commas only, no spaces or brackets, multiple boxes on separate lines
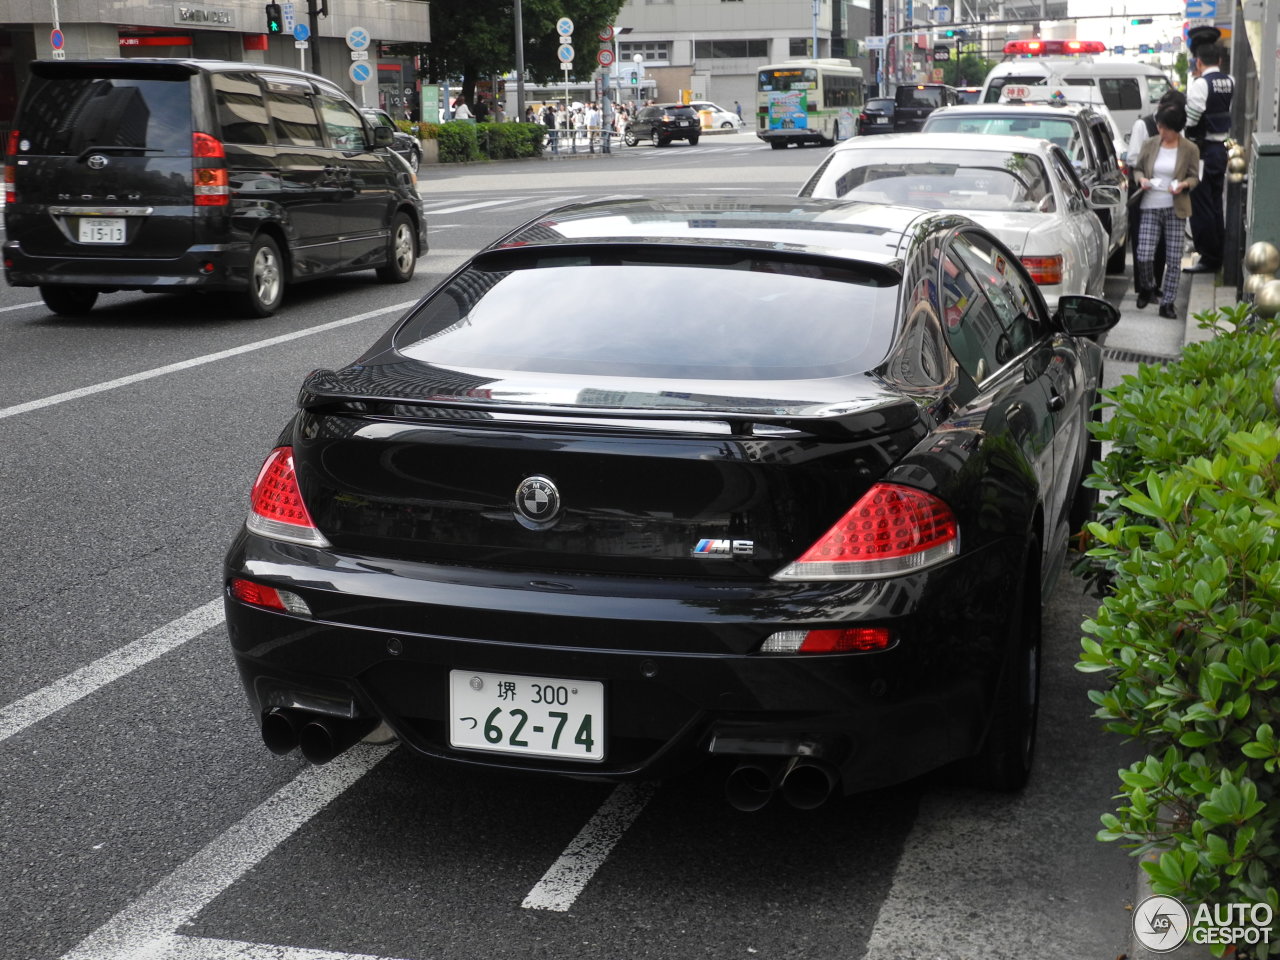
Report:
433,121,544,163
435,120,482,163
1077,304,1280,954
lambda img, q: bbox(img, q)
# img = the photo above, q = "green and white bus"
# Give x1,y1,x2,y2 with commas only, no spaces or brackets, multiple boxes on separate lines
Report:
756,59,864,149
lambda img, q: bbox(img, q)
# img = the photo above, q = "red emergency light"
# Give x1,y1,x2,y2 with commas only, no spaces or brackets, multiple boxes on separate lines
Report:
1003,39,1106,56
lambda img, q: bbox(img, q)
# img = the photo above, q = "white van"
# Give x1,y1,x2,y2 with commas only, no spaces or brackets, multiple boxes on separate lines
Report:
980,40,1173,133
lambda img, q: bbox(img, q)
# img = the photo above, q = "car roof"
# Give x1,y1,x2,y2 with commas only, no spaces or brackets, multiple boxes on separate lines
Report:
829,131,1057,157
928,102,1100,121
493,197,957,270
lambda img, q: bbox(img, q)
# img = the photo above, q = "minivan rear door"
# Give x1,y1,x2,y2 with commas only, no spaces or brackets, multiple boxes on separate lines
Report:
8,62,195,259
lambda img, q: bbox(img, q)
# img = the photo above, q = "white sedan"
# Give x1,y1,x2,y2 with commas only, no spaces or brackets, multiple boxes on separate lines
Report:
688,100,745,130
798,132,1111,307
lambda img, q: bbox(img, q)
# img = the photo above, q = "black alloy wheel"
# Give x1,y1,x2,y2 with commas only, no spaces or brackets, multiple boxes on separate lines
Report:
39,285,99,317
241,234,285,318
624,129,638,147
375,212,417,284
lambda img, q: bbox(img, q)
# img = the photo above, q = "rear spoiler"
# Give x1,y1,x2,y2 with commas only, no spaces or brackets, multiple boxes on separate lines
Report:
297,369,924,442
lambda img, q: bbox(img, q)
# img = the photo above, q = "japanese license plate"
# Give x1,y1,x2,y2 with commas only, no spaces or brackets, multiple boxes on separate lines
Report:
78,217,125,244
449,670,605,762
875,117,889,124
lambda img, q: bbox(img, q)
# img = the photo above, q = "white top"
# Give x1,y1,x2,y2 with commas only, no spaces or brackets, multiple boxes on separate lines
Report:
1141,145,1178,210
453,102,472,120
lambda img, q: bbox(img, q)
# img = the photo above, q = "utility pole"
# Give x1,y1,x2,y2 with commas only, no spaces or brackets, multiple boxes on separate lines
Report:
308,0,327,76
514,0,526,120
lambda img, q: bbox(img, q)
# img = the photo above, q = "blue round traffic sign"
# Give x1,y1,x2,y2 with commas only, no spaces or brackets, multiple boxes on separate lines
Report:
50,29,64,50
293,23,309,41
349,61,373,85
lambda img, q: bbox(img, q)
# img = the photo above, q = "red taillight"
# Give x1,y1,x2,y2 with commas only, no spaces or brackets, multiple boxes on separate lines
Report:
246,447,331,547
193,131,229,206
4,128,18,204
1020,254,1064,285
230,578,312,616
772,483,958,581
761,627,894,654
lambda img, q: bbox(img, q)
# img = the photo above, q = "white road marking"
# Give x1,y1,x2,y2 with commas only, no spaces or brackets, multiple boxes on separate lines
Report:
425,198,519,215
521,781,658,912
0,600,225,745
0,301,417,421
59,744,395,960
154,935,409,960
0,299,42,313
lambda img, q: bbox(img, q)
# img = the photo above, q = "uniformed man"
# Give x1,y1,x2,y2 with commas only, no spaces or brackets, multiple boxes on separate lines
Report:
1183,42,1234,274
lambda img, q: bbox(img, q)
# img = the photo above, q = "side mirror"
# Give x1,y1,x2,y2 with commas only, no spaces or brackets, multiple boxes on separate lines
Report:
372,126,395,147
1055,294,1120,339
1088,185,1123,208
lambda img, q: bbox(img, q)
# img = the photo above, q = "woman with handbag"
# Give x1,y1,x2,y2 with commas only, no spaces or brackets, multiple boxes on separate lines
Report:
1131,103,1200,319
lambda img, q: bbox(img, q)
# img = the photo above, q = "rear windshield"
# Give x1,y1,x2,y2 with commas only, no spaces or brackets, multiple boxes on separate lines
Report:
866,98,894,110
982,75,1046,103
924,113,1082,158
897,86,945,108
663,106,697,117
394,253,896,382
18,77,192,156
809,148,1053,212
1064,76,1143,112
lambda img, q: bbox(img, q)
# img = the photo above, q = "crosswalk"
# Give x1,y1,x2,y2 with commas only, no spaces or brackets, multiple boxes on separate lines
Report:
420,188,757,220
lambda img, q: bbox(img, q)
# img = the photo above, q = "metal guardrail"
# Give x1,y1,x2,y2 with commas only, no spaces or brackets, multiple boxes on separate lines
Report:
542,129,617,155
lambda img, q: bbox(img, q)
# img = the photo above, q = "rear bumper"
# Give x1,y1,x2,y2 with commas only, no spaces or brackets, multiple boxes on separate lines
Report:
758,130,825,145
223,529,1022,792
2,239,253,290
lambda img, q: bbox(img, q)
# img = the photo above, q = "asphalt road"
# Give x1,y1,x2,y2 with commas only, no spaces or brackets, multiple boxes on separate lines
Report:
1,131,1143,960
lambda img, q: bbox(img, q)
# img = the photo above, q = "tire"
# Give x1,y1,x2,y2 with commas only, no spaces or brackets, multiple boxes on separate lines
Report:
654,134,668,148
720,121,735,129
687,135,700,146
241,234,284,318
770,140,787,150
407,147,421,174
624,130,638,147
40,285,98,317
1106,241,1127,274
375,212,417,284
969,544,1041,792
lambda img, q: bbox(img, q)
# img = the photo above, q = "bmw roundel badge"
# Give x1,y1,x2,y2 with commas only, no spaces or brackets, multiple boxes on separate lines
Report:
514,475,561,529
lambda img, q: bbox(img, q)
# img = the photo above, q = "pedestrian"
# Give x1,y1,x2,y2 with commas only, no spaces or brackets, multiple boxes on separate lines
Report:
1132,102,1200,319
1183,42,1234,275
734,100,743,120
586,101,602,153
572,103,586,150
474,96,489,122
525,105,535,123
452,96,473,121
1126,89,1187,293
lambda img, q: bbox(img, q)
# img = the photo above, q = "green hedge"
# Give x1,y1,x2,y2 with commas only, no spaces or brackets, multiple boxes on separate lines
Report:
433,120,544,163
1077,303,1280,954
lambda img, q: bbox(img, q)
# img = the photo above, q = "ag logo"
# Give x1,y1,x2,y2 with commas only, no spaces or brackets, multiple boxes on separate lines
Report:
1132,895,1190,952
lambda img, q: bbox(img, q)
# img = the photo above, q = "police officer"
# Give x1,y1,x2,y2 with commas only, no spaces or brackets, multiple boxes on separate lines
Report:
1183,42,1234,274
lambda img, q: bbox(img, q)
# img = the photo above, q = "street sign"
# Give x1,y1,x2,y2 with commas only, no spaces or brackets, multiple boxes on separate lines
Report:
350,50,369,60
345,26,371,51
292,23,309,41
933,5,951,23
597,48,614,67
933,45,951,61
295,41,308,49
50,28,64,50
281,0,295,31
557,43,574,63
349,61,373,85
864,35,887,51
1185,0,1216,17
1114,44,1125,54
598,26,614,42
51,49,65,60
556,17,574,37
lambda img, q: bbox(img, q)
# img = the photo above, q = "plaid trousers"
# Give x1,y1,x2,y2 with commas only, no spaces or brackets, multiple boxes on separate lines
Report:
1134,206,1184,307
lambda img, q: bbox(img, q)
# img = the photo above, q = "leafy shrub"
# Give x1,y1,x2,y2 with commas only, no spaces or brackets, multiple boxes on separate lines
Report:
435,120,482,163
1077,305,1280,954
476,121,544,159
414,122,440,141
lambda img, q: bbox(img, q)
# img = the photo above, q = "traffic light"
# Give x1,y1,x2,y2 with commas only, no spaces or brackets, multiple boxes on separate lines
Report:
630,71,637,85
264,3,283,34
943,28,967,39
1129,17,1153,25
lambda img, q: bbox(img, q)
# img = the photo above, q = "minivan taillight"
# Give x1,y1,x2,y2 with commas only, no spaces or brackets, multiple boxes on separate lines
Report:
246,447,331,548
772,483,958,581
192,131,229,206
4,129,18,205
1020,255,1064,285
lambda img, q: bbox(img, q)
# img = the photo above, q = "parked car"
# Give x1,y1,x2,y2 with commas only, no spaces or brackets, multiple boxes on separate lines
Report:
688,100,744,130
361,107,421,172
857,97,897,135
923,101,1130,273
893,82,959,131
3,59,426,318
624,103,701,146
955,86,983,104
799,132,1110,307
223,196,1119,809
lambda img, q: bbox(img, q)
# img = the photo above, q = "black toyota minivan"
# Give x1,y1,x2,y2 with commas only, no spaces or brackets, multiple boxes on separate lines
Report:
3,59,427,317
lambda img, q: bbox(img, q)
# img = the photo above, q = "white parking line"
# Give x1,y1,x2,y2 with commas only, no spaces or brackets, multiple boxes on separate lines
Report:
426,198,520,215
521,781,658,911
0,300,417,421
0,600,225,745
162,936,409,960
59,744,395,960
0,299,42,313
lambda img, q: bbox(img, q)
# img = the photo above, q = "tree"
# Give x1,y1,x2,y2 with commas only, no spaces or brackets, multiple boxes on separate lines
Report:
940,51,994,87
385,0,627,108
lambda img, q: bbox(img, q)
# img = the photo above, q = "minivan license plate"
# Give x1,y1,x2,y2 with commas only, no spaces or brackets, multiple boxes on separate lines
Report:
449,670,604,762
78,218,125,244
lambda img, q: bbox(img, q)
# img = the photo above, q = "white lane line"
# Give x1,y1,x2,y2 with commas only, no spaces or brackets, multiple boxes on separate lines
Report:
60,744,394,960
521,781,658,912
160,934,409,960
0,300,417,421
0,600,225,745
0,299,42,313
427,198,519,215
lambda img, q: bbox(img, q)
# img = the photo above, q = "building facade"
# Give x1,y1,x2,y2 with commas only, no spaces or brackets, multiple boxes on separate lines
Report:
0,0,430,127
613,0,872,111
